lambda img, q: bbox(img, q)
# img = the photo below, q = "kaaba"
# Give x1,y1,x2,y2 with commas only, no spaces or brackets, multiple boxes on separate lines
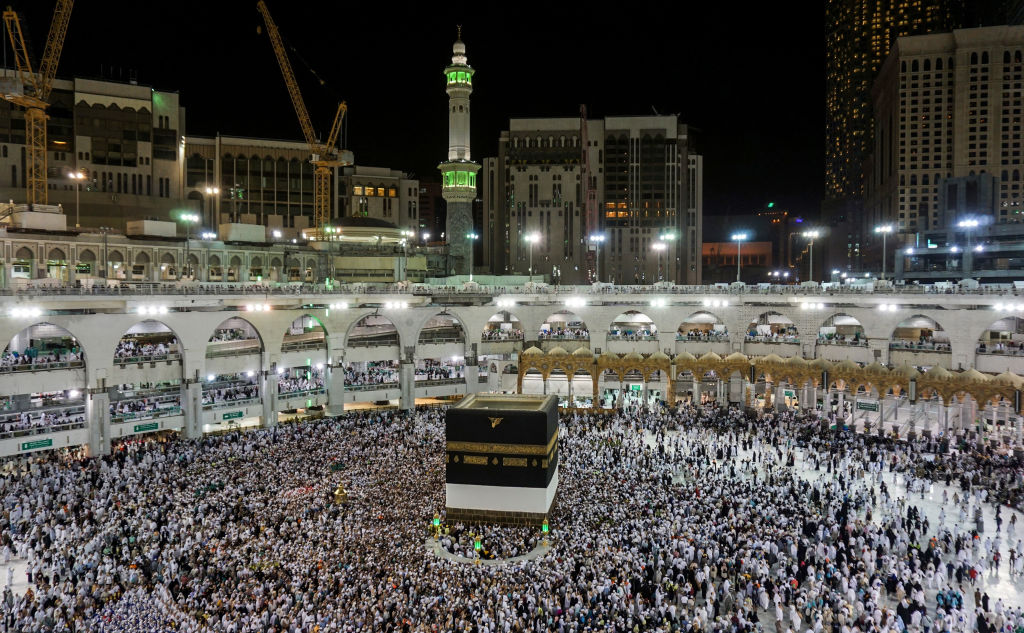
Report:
445,393,558,525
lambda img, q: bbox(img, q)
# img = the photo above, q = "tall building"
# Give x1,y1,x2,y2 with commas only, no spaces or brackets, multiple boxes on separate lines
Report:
0,75,185,228
865,25,1024,236
438,30,479,276
825,0,965,202
336,166,418,234
483,115,702,285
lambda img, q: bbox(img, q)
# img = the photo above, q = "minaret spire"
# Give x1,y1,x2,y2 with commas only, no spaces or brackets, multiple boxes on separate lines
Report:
438,29,480,276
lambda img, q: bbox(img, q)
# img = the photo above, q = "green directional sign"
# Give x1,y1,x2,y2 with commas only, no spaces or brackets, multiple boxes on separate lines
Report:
222,411,244,421
783,389,796,398
21,439,53,451
134,422,159,433
856,400,880,412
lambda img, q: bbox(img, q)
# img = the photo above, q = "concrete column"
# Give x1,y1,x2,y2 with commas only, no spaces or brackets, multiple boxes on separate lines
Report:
542,378,549,395
1016,414,1022,444
465,364,479,395
327,362,346,416
616,379,624,408
262,372,278,428
87,389,110,456
867,338,889,365
692,376,701,404
182,382,202,440
400,360,415,411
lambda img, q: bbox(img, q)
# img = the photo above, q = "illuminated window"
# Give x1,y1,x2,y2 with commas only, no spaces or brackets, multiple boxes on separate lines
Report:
456,171,467,186
377,187,385,196
388,187,397,197
448,72,456,83
468,173,476,187
353,186,363,195
365,187,375,196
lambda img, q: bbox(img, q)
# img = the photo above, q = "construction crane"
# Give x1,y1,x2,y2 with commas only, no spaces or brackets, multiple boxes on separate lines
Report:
1,0,73,207
257,0,352,241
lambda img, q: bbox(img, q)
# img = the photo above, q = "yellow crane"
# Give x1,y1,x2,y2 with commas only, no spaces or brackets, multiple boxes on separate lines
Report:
1,0,73,207
257,0,352,241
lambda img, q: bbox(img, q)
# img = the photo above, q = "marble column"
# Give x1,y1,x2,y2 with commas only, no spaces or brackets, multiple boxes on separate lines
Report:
400,360,415,411
87,388,110,457
326,361,346,416
182,381,202,439
262,371,278,428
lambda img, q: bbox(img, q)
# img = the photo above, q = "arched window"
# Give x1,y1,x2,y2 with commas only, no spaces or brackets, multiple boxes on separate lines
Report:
901,61,907,72
971,52,979,65
982,51,989,65
912,60,919,72
922,174,929,185
910,174,917,186
936,57,943,71
923,59,931,71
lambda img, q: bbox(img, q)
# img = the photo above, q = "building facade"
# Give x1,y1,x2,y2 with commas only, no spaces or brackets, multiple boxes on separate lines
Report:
483,115,703,285
0,75,185,228
825,0,965,202
866,25,1024,239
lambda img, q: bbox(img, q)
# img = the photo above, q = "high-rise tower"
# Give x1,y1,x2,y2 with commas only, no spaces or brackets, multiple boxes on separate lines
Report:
439,28,480,276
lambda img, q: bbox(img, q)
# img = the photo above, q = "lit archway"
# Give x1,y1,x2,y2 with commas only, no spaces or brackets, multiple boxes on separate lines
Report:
678,311,727,341
746,311,798,342
206,317,264,358
818,313,865,346
978,315,1024,355
890,315,949,351
539,311,589,341
482,312,523,342
608,311,657,341
418,313,466,345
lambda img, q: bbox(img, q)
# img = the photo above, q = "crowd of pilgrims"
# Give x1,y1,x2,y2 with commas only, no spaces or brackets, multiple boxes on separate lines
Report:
0,349,81,369
201,378,259,406
0,408,85,436
277,374,324,395
414,361,464,381
481,329,524,342
114,337,177,361
0,402,1020,632
437,523,540,561
538,327,589,340
344,362,399,387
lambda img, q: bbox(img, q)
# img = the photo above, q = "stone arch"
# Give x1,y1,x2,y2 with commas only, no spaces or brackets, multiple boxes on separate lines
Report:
282,314,328,350
482,311,524,341
160,252,175,264
819,313,865,344
78,248,96,262
114,320,182,363
747,311,798,339
345,312,401,349
890,314,949,348
47,248,66,261
540,310,589,339
107,249,124,263
678,311,727,338
3,322,88,365
209,254,221,267
609,310,657,337
207,316,265,351
14,246,33,259
417,312,467,345
229,255,242,267
134,251,150,265
976,315,1023,354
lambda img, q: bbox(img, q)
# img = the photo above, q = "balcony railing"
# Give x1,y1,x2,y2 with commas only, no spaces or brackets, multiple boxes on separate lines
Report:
348,334,399,348
889,341,950,352
607,333,658,341
676,334,730,342
202,396,260,410
816,338,868,347
278,388,326,398
976,346,1024,356
114,352,181,365
345,382,399,391
111,406,182,424
414,378,465,387
744,336,800,344
206,339,261,357
539,333,590,341
0,420,86,440
280,340,326,352
0,360,85,373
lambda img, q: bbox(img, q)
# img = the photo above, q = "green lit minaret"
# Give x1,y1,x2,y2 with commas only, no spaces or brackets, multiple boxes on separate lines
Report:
438,26,480,276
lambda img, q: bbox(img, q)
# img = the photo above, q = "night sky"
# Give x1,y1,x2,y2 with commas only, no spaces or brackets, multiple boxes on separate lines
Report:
18,1,824,220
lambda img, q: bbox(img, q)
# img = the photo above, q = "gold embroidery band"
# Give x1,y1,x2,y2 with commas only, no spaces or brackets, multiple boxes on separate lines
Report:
502,457,527,467
446,431,558,457
463,455,489,465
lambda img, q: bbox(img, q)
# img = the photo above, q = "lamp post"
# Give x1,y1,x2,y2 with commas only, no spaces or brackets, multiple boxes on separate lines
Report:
802,230,820,283
525,232,540,279
589,234,605,283
466,232,479,282
873,224,892,280
652,241,667,282
203,186,220,226
69,171,85,228
731,232,749,283
178,212,199,280
957,219,979,279
658,232,677,284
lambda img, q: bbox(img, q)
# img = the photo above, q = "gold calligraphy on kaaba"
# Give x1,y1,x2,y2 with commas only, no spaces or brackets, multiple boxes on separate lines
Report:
489,417,503,428
446,431,558,457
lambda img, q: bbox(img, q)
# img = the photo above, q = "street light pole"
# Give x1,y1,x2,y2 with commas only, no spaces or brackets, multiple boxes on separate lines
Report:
178,212,199,281
957,219,979,279
466,232,479,282
731,232,749,283
204,186,220,227
69,171,85,228
874,224,892,280
525,232,540,279
589,234,605,283
657,232,677,284
652,242,667,282
802,230,820,283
